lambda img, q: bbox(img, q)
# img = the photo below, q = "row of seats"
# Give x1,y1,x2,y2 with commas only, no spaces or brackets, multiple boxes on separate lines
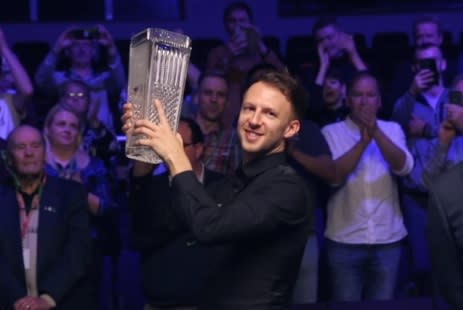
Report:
11,31,463,83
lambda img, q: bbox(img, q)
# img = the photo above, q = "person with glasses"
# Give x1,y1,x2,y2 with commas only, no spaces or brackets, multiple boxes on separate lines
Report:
129,117,224,310
58,79,119,170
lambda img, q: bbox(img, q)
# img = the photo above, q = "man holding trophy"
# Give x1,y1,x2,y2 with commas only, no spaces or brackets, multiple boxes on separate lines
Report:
123,28,313,309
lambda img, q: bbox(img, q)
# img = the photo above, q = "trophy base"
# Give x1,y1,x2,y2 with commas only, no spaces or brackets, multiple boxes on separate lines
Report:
126,146,163,164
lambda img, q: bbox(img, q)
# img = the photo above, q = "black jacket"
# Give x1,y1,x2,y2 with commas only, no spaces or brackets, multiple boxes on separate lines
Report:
0,176,93,310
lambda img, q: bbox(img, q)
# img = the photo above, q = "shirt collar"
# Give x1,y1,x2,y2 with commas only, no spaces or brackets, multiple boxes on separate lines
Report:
345,116,361,133
240,152,287,179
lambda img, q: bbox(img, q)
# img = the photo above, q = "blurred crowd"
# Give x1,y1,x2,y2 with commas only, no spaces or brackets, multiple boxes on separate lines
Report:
1,1,463,309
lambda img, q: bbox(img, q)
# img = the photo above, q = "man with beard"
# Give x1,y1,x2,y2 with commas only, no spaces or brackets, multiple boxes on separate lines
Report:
0,125,93,310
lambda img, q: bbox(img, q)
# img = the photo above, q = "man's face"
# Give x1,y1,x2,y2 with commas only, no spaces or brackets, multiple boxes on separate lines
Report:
9,127,45,178
415,22,442,48
196,76,228,122
347,76,381,123
225,8,251,36
178,121,203,166
68,39,95,66
238,81,299,161
323,77,345,107
316,25,341,58
62,83,89,115
47,110,80,148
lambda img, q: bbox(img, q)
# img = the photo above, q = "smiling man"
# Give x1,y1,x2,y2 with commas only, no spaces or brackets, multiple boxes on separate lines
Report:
124,71,314,309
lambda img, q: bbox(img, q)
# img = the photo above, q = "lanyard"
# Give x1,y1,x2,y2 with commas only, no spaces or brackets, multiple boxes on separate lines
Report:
16,175,47,240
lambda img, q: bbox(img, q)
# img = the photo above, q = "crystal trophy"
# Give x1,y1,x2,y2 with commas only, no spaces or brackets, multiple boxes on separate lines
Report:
125,28,192,164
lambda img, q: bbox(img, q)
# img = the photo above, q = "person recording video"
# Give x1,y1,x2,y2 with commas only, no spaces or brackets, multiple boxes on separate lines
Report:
35,25,126,132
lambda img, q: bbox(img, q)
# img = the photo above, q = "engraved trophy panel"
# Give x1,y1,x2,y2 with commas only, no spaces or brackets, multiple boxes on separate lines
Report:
125,28,192,164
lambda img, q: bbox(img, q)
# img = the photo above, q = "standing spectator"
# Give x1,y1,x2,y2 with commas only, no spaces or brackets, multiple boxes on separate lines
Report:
35,25,126,132
322,72,413,301
190,72,241,175
392,44,448,295
207,1,285,128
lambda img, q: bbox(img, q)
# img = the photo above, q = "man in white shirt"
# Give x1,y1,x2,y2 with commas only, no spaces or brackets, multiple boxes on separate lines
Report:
321,72,414,301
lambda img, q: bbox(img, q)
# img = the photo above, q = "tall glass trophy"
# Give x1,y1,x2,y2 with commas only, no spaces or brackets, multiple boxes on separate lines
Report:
125,28,192,164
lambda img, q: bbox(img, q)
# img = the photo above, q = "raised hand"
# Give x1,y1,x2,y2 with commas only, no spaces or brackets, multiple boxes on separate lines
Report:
132,100,183,162
53,26,78,53
445,103,463,131
410,69,435,95
438,119,456,146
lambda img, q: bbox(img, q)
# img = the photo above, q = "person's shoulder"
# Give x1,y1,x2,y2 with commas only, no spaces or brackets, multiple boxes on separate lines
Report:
431,163,463,195
377,119,401,129
47,175,83,190
321,120,345,133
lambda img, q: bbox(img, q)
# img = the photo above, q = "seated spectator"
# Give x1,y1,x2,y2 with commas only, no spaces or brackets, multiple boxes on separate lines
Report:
0,27,34,137
0,125,94,310
42,104,116,308
58,79,119,169
206,1,285,128
322,72,413,301
35,25,126,132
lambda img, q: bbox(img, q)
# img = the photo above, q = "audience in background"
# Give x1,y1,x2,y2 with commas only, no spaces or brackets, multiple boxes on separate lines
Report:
309,68,349,127
3,4,463,307
298,16,367,113
0,125,94,310
0,27,34,138
206,1,285,128
188,71,241,175
35,25,126,132
392,44,449,295
422,73,463,187
322,72,413,301
42,104,116,309
58,79,119,169
390,16,457,106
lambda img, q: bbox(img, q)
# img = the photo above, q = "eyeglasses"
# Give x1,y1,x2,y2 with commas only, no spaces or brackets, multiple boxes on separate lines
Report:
65,92,87,98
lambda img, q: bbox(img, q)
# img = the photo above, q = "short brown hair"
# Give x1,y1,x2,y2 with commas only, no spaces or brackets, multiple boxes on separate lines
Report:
244,71,308,120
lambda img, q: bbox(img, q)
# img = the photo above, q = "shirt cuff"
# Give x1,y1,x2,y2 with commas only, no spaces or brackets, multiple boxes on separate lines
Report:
40,294,56,307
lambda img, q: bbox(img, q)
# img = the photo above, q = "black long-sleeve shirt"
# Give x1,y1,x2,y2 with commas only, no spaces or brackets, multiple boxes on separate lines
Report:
171,152,314,310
